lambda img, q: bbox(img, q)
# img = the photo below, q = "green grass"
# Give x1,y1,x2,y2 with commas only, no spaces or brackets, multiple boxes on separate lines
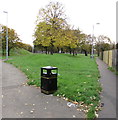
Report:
6,53,102,119
10,48,32,56
108,67,118,75
0,48,32,59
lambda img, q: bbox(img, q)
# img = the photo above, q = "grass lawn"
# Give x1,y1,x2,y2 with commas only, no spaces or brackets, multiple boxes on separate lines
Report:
6,53,102,119
0,48,32,59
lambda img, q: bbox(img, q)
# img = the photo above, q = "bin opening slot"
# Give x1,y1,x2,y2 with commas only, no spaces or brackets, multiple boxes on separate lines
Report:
42,69,57,75
51,70,57,74
43,69,47,74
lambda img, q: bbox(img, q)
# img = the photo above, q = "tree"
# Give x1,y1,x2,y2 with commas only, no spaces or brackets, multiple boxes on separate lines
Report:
34,2,98,56
17,42,32,52
62,28,77,56
78,33,89,56
33,22,52,54
1,25,21,56
34,1,68,55
95,35,112,57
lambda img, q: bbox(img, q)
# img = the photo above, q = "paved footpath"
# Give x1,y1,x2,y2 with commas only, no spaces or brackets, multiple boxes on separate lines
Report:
1,60,85,118
96,58,117,119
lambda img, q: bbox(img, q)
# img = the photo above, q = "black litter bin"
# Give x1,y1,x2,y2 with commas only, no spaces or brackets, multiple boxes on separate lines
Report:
41,66,58,94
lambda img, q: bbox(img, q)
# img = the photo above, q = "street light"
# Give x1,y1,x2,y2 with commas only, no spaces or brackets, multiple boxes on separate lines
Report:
91,23,100,58
3,11,8,60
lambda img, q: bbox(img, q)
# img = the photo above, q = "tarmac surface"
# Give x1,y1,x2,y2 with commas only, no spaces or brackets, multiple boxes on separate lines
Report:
1,60,85,118
96,58,117,119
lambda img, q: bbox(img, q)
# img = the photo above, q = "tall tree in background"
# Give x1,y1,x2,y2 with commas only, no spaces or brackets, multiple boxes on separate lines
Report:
95,35,112,57
78,33,89,56
62,28,78,56
33,22,51,54
1,25,21,56
34,2,113,56
17,42,32,52
34,1,68,55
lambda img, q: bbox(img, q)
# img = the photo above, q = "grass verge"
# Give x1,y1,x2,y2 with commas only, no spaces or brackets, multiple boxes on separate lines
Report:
6,53,102,119
108,67,118,75
0,48,32,59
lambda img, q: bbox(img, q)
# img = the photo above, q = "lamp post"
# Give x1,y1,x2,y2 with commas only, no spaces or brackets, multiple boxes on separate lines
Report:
3,11,8,60
91,23,100,58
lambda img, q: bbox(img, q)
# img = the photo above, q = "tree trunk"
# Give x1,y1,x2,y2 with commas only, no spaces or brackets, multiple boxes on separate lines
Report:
90,49,91,55
72,50,75,56
50,46,53,55
97,49,100,57
45,47,48,54
50,40,54,55
69,48,72,54
61,48,63,53
75,51,77,56
51,50,53,55
2,48,5,56
84,50,88,56
57,47,60,53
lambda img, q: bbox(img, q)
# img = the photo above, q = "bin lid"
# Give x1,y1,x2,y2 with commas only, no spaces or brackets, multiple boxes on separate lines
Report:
41,66,57,70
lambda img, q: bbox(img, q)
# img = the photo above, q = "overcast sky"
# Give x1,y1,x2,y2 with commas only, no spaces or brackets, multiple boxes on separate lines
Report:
0,0,117,46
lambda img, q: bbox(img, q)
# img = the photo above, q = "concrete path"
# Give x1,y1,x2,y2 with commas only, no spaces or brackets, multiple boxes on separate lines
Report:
1,61,85,118
96,58,117,119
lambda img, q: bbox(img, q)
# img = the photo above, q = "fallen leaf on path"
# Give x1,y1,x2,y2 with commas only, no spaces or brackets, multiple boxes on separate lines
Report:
25,103,28,106
22,83,26,86
36,87,40,89
95,111,99,118
30,111,34,114
18,90,21,93
20,112,23,115
3,105,5,107
84,110,88,113
73,115,76,118
73,101,78,105
63,97,66,100
65,98,68,101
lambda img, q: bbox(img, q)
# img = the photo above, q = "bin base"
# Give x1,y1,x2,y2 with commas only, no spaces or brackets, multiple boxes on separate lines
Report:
41,89,56,94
